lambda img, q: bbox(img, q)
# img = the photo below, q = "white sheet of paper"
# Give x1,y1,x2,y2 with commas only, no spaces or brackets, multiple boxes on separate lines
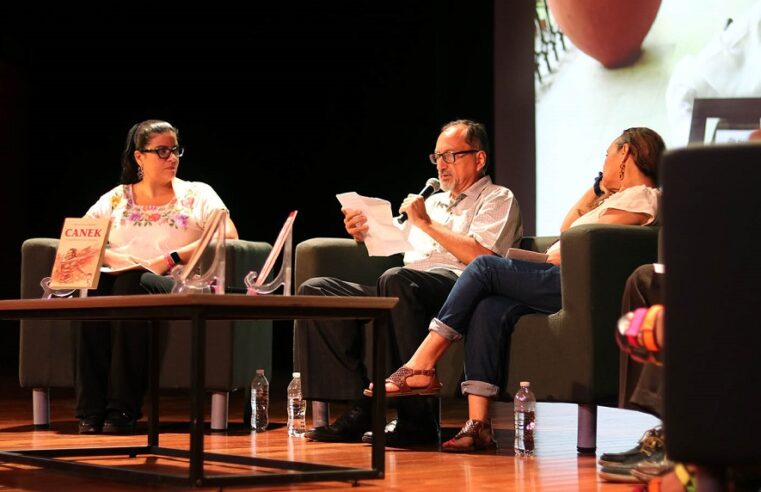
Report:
336,192,414,256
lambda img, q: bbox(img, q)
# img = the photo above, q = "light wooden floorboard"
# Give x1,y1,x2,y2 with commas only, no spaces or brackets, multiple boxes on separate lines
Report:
0,379,659,491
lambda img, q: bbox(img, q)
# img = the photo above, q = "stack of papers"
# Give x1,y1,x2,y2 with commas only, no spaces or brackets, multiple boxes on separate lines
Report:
336,192,414,256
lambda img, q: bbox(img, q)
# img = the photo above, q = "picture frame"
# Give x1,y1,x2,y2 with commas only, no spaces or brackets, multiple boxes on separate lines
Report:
688,97,761,144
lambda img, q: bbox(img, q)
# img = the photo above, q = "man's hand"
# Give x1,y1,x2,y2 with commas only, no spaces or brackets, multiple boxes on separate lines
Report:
342,208,368,241
399,194,430,228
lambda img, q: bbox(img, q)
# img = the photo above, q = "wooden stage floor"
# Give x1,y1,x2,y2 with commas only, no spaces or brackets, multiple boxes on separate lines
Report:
0,378,659,491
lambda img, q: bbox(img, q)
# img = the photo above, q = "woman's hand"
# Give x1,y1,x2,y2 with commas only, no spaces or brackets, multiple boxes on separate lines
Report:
103,250,138,270
597,178,614,200
132,255,171,276
546,247,561,266
342,208,368,241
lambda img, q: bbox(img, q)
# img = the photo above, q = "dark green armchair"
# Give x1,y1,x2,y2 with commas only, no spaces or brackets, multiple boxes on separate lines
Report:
294,223,659,451
19,238,273,431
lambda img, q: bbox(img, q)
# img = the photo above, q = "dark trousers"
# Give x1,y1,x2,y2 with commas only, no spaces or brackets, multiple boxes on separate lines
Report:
75,271,170,419
618,264,664,417
294,267,458,423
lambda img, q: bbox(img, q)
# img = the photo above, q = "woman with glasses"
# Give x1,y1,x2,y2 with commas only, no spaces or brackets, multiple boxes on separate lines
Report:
75,119,238,435
365,127,665,452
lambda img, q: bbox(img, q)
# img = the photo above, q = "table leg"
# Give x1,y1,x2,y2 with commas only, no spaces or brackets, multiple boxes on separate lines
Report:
147,320,160,447
189,311,206,486
371,313,387,476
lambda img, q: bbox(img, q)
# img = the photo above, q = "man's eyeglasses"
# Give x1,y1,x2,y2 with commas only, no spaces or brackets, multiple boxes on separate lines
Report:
429,149,479,165
140,146,185,159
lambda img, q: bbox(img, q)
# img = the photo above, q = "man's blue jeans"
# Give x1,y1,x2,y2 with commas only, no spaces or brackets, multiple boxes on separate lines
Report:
429,255,562,397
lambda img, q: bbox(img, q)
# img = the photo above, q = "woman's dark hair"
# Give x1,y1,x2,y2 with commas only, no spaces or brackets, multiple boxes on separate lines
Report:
616,127,665,186
120,119,179,184
441,119,490,176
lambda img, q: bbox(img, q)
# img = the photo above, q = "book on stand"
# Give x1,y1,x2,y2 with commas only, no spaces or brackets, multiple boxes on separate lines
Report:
49,217,111,290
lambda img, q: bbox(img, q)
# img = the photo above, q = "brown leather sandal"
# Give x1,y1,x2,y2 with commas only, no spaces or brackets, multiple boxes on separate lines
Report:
442,419,497,453
362,365,443,398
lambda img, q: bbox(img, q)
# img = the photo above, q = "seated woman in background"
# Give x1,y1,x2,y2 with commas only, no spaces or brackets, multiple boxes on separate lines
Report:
77,119,238,435
365,127,665,452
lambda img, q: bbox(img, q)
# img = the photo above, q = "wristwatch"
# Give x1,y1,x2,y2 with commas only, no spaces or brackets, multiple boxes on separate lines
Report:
170,251,182,265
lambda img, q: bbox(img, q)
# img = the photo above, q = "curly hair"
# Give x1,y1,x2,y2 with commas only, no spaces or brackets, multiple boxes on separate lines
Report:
616,127,665,186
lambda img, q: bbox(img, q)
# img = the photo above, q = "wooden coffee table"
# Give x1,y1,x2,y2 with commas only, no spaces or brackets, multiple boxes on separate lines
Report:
0,294,397,487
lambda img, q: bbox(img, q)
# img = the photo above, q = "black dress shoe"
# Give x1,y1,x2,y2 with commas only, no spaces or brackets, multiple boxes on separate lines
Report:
78,415,104,434
304,405,370,443
102,411,137,434
361,418,398,443
361,418,439,448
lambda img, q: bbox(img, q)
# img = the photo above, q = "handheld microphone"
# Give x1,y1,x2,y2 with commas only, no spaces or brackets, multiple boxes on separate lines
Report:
396,178,441,223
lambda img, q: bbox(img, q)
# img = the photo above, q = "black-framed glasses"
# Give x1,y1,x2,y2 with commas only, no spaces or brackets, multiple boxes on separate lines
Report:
140,146,185,159
429,149,479,165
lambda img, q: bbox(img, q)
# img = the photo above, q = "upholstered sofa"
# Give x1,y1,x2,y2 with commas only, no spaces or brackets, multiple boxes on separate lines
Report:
19,238,273,431
294,223,659,451
663,143,761,485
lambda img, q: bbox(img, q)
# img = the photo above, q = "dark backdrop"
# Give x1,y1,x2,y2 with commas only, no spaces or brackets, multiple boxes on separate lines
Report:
0,4,495,377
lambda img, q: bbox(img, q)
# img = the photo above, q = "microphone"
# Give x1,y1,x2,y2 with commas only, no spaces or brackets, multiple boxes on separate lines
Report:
396,178,441,223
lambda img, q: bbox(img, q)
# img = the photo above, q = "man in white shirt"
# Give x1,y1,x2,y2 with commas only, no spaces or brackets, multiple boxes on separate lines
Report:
296,119,523,446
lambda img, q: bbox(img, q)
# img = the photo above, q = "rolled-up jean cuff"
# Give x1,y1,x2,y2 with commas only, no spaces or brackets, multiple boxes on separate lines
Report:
461,380,500,398
428,318,463,341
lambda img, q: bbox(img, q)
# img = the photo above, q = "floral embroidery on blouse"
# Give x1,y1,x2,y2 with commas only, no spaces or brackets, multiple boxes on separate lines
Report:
111,191,123,209
118,185,195,230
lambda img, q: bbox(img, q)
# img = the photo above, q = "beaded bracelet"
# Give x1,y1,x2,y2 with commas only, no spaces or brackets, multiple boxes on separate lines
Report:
640,305,663,353
625,307,649,348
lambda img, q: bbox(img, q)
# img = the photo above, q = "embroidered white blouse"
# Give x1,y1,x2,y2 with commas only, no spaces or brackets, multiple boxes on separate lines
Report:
85,178,228,259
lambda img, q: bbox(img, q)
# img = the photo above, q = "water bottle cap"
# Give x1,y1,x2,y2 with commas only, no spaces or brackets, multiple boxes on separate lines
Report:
520,381,530,387
292,372,301,378
256,369,264,375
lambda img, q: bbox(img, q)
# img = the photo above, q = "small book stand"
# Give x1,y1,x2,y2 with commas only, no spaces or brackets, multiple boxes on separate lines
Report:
245,211,297,296
171,210,227,295
40,277,88,299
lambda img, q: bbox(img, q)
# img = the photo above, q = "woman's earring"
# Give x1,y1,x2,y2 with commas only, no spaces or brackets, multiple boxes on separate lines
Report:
619,163,625,180
137,166,144,180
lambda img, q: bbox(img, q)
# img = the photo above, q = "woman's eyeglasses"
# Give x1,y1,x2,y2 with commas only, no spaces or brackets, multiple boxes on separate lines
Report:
140,146,185,159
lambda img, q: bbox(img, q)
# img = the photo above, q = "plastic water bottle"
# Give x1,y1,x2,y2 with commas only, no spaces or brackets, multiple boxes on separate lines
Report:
250,369,269,432
514,381,536,456
287,372,306,437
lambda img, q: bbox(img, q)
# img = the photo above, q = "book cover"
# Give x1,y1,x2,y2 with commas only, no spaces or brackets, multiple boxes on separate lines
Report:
50,217,111,290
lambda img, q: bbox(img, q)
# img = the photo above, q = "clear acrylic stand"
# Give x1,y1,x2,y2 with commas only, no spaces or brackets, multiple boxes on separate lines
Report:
171,210,227,295
244,219,293,296
40,277,88,299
